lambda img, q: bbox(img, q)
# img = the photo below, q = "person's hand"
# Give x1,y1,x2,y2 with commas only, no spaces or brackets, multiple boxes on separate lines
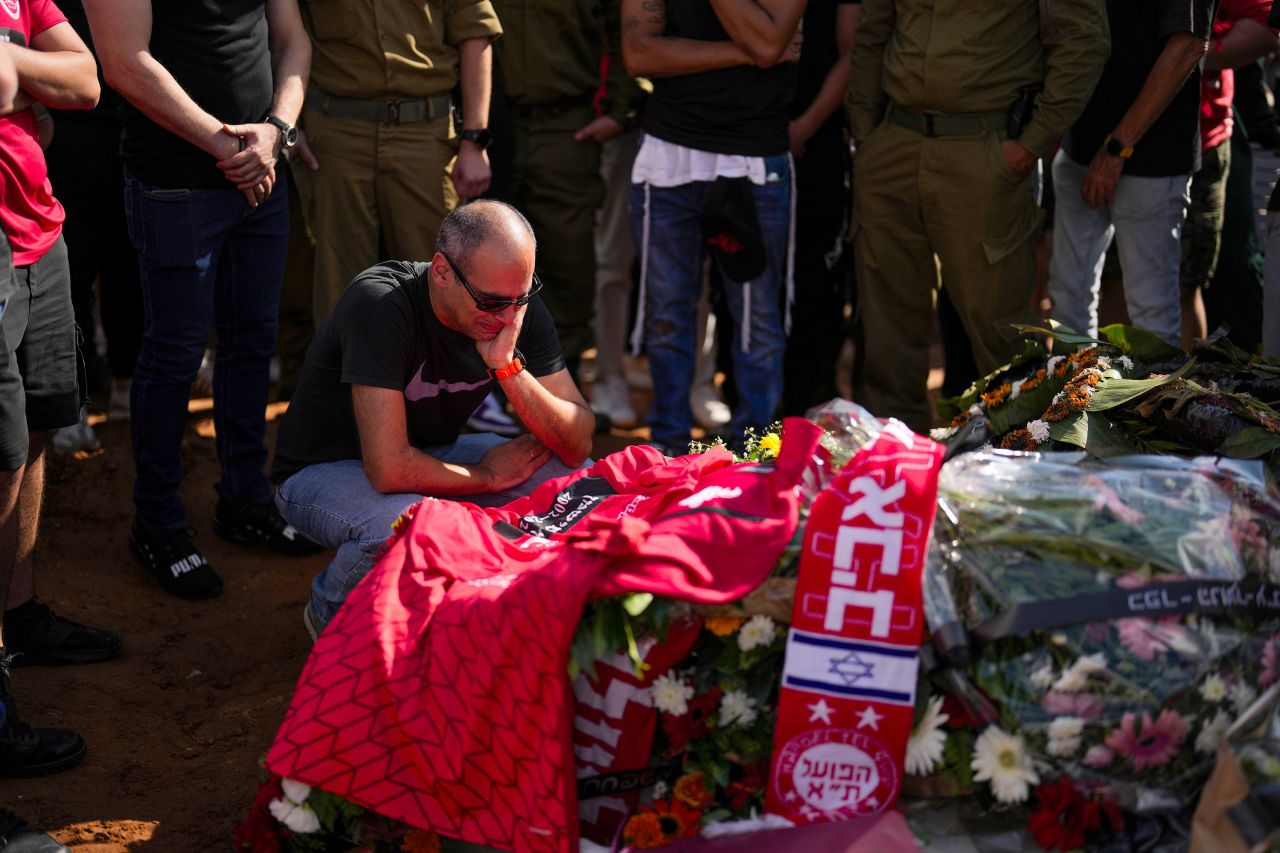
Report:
474,302,526,368
780,29,803,64
216,122,280,189
573,115,623,144
1082,145,1125,209
999,139,1036,182
476,434,552,491
291,127,320,171
789,117,814,159
452,142,491,200
241,164,275,208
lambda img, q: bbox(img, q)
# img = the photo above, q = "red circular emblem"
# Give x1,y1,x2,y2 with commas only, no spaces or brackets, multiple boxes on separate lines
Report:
771,727,898,821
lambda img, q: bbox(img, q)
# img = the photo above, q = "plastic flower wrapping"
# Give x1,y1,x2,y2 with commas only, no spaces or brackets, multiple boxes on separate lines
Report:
919,447,1280,816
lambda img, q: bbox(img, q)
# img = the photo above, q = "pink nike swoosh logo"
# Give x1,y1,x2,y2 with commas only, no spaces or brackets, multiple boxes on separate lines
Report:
404,364,489,401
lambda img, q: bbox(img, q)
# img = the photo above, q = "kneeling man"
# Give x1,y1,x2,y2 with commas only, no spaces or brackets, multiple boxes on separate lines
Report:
272,200,594,635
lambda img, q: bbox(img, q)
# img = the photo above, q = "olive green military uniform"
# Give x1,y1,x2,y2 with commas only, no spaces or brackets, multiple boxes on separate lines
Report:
490,0,640,366
846,0,1108,432
298,0,502,327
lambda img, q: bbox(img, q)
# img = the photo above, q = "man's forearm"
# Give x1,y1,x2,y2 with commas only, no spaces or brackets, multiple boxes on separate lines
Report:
1205,19,1278,71
621,0,751,79
501,372,593,468
101,53,231,158
10,43,97,109
1111,32,1208,151
268,33,308,126
459,37,491,130
707,0,805,67
846,0,895,140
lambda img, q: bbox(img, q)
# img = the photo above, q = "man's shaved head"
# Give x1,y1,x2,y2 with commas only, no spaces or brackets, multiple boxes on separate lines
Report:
435,199,536,270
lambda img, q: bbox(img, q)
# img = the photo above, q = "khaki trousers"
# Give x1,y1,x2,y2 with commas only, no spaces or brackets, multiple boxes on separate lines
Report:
852,121,1040,432
296,106,458,327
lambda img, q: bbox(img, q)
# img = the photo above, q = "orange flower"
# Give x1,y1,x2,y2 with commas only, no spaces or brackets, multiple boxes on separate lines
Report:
1070,346,1100,364
401,828,442,853
1044,400,1071,422
704,617,745,637
674,771,714,809
1066,388,1092,410
998,429,1036,451
1020,369,1046,393
646,798,703,842
623,813,666,849
980,382,1012,409
1079,371,1102,387
949,411,971,429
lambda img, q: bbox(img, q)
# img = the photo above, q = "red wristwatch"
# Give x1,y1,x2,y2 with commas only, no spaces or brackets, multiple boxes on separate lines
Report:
488,350,524,381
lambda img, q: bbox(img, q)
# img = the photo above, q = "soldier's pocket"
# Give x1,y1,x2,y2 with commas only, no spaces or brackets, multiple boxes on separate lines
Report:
980,185,1042,267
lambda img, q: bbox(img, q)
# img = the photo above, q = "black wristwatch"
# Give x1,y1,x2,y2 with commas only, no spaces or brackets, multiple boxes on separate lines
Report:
264,114,298,149
460,128,492,150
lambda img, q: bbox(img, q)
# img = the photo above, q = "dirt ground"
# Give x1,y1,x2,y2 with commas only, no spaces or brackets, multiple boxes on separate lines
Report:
0,393,645,852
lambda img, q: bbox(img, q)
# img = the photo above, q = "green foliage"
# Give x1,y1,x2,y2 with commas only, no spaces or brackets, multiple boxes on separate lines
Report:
1099,324,1184,361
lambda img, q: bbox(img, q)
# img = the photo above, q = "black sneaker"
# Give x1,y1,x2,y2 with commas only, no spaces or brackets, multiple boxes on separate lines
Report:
0,651,85,778
129,522,222,599
0,808,70,852
212,499,323,557
3,600,122,667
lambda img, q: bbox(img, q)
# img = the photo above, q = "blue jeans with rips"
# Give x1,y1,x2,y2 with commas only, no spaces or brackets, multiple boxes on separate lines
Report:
629,155,790,451
124,169,289,532
275,433,586,628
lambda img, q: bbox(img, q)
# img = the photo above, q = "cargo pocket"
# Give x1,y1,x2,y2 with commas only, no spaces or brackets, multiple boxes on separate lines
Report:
981,190,1042,267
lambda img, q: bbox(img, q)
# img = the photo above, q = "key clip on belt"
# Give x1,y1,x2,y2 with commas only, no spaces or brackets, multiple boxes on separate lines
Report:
385,100,400,124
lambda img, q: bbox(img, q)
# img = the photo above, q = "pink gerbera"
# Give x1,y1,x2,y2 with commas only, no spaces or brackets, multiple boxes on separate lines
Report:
1104,710,1189,770
1261,636,1279,689
1115,617,1188,661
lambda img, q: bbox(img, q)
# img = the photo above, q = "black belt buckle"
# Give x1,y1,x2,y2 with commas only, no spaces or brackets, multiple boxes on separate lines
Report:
386,99,400,124
923,114,937,138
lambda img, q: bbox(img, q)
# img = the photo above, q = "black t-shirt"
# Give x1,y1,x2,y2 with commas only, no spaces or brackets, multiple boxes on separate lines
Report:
642,0,796,156
271,261,567,484
120,0,274,188
1063,0,1216,177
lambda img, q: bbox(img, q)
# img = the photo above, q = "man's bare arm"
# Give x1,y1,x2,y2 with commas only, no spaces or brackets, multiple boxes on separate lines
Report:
11,22,98,110
708,0,806,68
499,367,594,468
621,0,752,78
452,37,493,200
790,3,860,155
1205,18,1278,71
353,385,553,495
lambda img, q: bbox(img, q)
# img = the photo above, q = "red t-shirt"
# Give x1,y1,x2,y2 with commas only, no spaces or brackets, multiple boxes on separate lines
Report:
0,0,68,267
1200,0,1273,152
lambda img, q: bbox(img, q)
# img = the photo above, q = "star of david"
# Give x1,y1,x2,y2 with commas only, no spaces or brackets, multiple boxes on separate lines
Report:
828,651,875,686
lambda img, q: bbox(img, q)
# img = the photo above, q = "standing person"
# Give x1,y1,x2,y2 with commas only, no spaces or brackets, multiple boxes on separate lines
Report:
0,3,121,778
296,0,501,329
621,0,803,455
783,0,860,416
1048,0,1216,346
86,0,318,600
847,0,1107,432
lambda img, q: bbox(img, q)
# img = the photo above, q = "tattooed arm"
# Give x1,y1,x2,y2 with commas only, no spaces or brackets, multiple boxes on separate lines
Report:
621,0,752,78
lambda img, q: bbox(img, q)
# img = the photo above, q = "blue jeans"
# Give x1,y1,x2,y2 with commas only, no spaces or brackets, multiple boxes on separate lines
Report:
275,433,586,628
630,156,790,449
124,170,289,531
1048,150,1189,344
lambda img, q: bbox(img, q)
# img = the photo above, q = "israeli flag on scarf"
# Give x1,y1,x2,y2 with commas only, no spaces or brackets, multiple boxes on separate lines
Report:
781,628,919,707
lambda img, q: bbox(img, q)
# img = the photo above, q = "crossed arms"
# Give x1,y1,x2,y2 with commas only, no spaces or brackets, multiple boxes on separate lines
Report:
620,0,804,78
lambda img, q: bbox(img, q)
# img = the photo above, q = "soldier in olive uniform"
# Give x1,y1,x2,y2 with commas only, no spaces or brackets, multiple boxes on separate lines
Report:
298,0,503,327
846,0,1109,432
488,0,641,377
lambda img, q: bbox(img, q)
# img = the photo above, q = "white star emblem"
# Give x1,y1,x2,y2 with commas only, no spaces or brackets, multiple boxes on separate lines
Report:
856,705,883,731
807,698,835,725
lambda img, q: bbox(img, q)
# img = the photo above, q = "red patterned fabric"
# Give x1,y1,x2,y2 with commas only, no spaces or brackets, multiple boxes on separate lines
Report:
267,420,824,853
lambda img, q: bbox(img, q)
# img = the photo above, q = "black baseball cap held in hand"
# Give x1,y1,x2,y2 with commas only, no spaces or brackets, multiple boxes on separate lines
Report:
700,177,766,283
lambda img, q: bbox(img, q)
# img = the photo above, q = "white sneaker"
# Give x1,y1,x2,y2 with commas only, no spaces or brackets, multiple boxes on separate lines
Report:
51,406,101,454
690,382,731,431
466,392,522,437
108,378,132,422
589,373,638,429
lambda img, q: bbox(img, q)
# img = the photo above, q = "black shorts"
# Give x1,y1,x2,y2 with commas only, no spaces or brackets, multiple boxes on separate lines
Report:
0,235,81,470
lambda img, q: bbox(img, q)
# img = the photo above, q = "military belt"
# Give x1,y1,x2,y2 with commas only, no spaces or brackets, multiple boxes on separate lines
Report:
887,103,1007,138
512,94,592,120
304,89,452,125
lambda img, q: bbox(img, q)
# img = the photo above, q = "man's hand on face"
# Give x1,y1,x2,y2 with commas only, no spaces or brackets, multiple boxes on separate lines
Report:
475,301,526,369
475,434,552,491
1000,139,1036,182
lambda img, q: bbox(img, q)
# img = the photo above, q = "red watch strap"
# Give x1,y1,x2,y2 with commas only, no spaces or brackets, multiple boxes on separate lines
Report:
489,355,524,381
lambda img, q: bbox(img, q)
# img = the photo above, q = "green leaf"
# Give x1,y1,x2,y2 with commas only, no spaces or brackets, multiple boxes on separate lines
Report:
1049,411,1088,447
1085,359,1195,411
936,338,1047,421
1099,324,1183,361
1216,426,1280,458
1011,322,1110,348
987,374,1065,435
622,592,654,617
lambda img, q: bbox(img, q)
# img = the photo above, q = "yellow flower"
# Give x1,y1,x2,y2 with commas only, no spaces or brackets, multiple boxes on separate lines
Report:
704,616,745,637
757,433,781,458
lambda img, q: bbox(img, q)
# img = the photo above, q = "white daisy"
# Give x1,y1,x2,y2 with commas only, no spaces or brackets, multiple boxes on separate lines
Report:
718,689,759,727
905,695,950,776
737,614,777,653
971,726,1040,804
1048,716,1084,742
1046,736,1081,757
650,672,694,716
1230,682,1258,713
1052,653,1105,693
1199,674,1227,704
1027,419,1051,444
1029,663,1056,690
1195,711,1232,754
268,779,321,834
1074,652,1107,675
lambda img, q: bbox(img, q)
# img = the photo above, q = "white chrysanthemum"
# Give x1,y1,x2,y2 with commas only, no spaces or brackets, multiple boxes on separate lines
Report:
1231,682,1258,713
905,695,950,776
1052,653,1106,693
1047,355,1065,374
1047,736,1081,757
1048,716,1084,742
1010,380,1024,401
1027,420,1051,444
1195,711,1232,754
652,780,670,799
737,614,777,653
930,426,959,440
1200,674,1227,703
650,672,694,716
1052,391,1065,405
1079,367,1104,381
1029,663,1056,689
718,689,759,727
971,726,1040,804
1095,356,1112,370
1074,652,1107,675
268,780,321,834
1117,356,1134,372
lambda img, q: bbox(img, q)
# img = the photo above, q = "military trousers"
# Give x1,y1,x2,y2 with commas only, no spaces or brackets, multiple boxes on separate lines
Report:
852,120,1040,432
296,105,458,327
507,103,604,364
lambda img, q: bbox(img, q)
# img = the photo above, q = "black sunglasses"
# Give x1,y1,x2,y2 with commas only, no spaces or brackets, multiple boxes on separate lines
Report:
439,251,543,313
